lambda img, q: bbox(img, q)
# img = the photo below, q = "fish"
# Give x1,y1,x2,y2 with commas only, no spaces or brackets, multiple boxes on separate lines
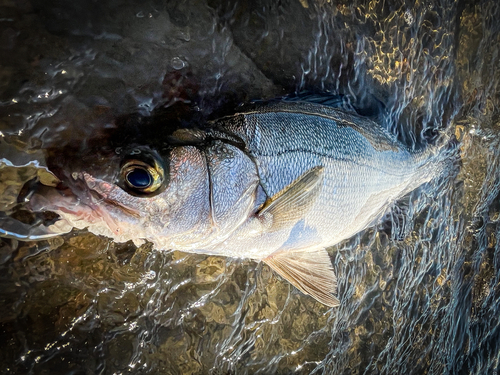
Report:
17,101,452,307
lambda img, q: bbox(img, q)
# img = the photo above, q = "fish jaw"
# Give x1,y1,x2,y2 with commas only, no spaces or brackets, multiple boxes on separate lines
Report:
28,173,148,244
80,172,145,237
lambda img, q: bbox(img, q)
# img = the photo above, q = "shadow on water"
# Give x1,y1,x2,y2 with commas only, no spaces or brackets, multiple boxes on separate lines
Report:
1,0,500,374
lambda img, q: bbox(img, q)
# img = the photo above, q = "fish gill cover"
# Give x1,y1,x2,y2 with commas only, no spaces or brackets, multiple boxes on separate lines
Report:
0,0,500,374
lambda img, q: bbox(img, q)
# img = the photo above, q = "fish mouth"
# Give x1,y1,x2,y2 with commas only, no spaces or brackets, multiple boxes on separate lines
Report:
17,170,142,240
80,172,141,219
51,171,142,237
0,148,141,241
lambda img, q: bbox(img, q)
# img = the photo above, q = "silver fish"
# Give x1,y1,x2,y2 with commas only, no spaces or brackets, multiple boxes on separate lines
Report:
27,101,450,307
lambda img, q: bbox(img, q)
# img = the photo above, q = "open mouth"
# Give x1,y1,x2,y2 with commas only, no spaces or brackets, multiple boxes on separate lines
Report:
0,168,139,241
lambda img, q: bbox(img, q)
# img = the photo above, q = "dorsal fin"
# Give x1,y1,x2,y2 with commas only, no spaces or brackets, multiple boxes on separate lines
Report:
263,248,339,307
256,166,324,232
167,128,207,145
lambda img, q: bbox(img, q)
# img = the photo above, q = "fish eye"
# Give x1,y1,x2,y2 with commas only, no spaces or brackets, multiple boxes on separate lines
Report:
126,167,152,188
120,158,165,195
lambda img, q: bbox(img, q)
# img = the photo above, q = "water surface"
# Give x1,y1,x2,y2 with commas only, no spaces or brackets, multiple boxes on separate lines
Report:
1,0,500,374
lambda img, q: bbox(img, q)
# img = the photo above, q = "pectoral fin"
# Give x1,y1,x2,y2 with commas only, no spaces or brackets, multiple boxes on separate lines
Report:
257,166,324,232
263,248,340,307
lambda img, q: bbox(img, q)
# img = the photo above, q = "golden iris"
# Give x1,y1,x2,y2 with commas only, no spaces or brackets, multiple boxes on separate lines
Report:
121,159,164,194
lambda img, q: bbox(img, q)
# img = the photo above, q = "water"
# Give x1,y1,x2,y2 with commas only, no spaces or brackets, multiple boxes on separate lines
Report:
1,0,499,374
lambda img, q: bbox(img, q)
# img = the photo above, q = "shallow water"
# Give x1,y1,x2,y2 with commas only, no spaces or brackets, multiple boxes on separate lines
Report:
1,0,500,374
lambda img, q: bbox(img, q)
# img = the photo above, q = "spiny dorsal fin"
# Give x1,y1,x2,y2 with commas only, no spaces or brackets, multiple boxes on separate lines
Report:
167,128,207,145
257,166,324,232
263,248,340,307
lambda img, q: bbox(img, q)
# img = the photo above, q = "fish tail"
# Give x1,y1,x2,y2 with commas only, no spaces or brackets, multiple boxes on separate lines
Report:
413,135,460,188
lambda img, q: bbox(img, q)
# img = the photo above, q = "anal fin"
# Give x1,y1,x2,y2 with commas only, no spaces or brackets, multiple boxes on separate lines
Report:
263,248,339,307
257,166,324,232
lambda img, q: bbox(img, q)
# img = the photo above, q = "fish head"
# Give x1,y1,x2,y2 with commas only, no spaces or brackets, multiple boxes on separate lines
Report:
30,144,216,249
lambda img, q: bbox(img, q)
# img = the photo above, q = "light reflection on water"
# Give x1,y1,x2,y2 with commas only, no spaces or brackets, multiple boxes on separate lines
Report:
1,0,500,374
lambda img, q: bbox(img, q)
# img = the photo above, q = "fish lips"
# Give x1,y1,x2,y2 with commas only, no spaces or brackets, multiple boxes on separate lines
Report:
27,170,142,237
81,172,142,219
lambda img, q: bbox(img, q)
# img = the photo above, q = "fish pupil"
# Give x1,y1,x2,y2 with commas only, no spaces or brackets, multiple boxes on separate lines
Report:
126,168,152,188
